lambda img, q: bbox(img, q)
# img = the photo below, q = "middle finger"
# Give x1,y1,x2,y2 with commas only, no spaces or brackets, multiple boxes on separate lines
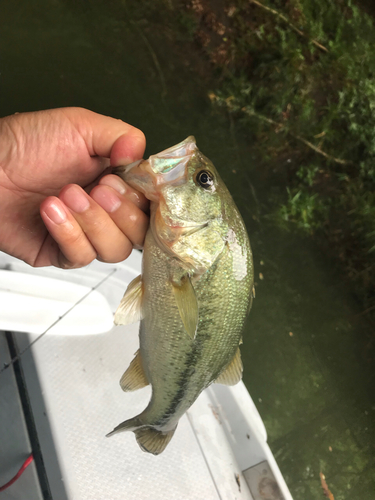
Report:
90,183,149,248
60,184,134,262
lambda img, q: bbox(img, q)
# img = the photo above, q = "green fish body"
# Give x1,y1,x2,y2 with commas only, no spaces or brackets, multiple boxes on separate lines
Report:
107,137,254,454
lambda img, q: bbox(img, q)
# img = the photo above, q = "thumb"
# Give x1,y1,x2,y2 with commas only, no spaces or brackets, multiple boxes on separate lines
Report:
61,107,146,164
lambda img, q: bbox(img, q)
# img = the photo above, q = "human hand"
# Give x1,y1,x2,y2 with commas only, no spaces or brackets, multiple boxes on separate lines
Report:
0,107,148,268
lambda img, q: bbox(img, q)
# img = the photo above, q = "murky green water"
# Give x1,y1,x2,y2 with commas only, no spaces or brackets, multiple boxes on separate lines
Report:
1,1,374,498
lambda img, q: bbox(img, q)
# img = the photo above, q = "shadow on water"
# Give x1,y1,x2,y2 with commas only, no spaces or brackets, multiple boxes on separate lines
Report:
1,1,374,498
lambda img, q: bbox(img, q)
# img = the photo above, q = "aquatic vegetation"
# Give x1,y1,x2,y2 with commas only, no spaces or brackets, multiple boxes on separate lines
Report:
68,0,375,315
182,0,375,317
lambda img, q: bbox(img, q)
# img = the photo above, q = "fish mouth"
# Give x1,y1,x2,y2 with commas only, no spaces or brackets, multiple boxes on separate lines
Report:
111,160,142,176
112,137,197,201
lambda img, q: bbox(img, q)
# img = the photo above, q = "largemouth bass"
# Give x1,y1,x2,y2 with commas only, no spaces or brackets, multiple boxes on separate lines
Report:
107,137,254,454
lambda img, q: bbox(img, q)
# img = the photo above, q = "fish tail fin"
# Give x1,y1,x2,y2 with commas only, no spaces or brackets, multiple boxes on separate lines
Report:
106,416,142,437
135,426,177,455
106,418,177,455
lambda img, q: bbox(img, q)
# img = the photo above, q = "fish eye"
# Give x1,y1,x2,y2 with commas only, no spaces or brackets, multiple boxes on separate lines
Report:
196,170,214,189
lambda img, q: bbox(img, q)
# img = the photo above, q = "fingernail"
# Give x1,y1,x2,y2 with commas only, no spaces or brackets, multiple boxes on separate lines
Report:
63,186,90,213
44,200,67,224
116,156,135,166
92,187,122,213
100,175,127,195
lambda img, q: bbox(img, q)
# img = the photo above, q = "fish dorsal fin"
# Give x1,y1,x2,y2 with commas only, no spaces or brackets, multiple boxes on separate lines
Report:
135,426,177,455
172,276,198,340
114,275,143,326
215,348,243,386
120,349,149,391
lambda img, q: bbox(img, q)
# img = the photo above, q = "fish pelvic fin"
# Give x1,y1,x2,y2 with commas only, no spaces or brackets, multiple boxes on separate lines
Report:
114,274,144,326
135,426,177,455
214,347,243,386
120,349,149,391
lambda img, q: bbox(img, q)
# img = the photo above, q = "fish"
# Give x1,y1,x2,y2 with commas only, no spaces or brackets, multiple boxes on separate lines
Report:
106,136,254,455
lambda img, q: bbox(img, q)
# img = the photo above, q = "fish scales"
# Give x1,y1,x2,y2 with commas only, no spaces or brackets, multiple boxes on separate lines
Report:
107,137,254,454
141,234,249,426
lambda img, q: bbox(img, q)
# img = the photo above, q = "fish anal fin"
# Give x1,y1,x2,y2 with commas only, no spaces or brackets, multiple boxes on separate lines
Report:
135,426,177,455
120,349,149,392
172,276,198,340
114,275,143,326
215,348,243,386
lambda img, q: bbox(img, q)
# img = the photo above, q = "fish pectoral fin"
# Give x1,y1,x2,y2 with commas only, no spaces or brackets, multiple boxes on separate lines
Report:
135,426,177,455
214,348,243,386
114,274,144,326
172,276,198,340
120,349,149,391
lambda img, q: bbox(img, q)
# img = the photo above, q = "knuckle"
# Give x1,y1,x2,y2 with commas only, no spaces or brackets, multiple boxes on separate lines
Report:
88,218,113,240
120,244,133,261
58,253,94,270
132,129,146,145
98,240,133,264
64,227,88,247
57,228,97,269
122,213,148,246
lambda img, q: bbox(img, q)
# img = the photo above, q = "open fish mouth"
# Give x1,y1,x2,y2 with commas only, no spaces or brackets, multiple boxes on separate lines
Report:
112,137,198,201
111,159,142,175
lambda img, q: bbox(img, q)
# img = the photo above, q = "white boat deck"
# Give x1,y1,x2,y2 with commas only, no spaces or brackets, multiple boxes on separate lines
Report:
0,251,292,500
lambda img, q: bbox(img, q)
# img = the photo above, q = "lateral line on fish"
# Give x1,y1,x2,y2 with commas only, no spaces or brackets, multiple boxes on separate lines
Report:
0,268,118,376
